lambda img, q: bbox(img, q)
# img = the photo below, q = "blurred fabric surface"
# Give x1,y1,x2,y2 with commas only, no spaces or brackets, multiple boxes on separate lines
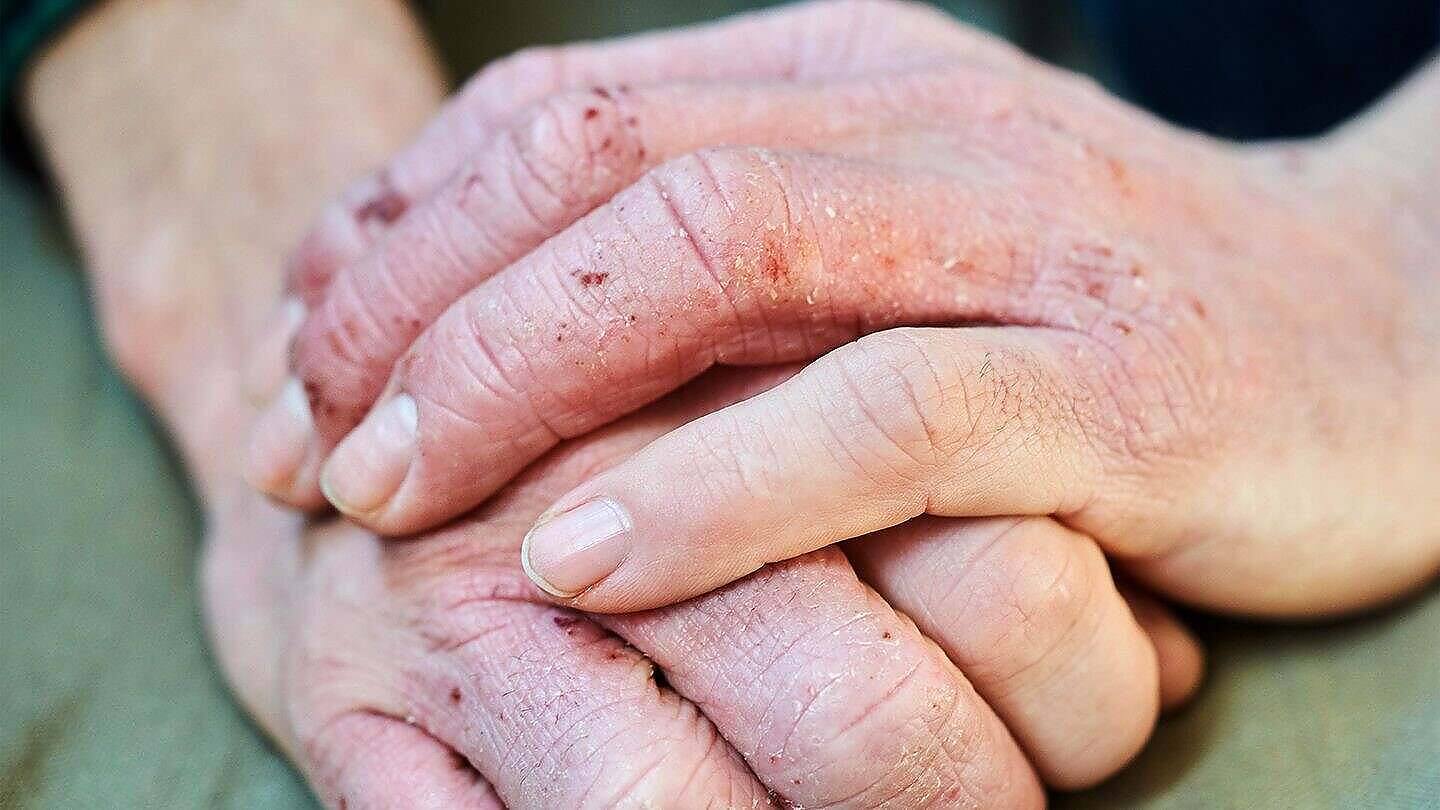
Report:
2,1,1437,807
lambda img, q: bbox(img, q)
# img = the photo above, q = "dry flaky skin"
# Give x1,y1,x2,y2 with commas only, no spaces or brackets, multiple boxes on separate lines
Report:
256,0,1440,619
25,1,1223,807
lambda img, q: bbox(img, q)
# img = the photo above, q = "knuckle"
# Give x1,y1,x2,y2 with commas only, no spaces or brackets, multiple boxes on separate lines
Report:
409,303,533,429
824,330,959,474
649,147,815,304
965,524,1106,689
503,88,647,227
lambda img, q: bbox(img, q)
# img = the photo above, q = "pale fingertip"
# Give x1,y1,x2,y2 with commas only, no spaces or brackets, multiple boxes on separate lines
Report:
244,377,319,498
319,393,419,518
242,296,306,405
521,498,633,599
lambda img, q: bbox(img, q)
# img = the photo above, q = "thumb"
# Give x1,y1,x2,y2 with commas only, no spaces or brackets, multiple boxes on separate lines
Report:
520,327,1103,612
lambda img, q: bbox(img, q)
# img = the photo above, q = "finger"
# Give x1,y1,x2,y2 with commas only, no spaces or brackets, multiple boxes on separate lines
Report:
302,711,503,810
243,377,330,510
394,552,773,808
604,547,1045,808
283,0,1016,306
526,325,1108,610
314,147,1072,532
264,62,1023,510
289,76,935,445
846,516,1160,789
257,81,841,509
1118,584,1206,712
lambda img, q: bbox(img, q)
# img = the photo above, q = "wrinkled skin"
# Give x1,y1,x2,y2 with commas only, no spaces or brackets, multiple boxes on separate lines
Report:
252,0,1440,618
28,1,1209,806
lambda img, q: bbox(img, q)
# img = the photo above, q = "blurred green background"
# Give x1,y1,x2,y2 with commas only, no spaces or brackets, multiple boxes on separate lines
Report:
2,2,1437,808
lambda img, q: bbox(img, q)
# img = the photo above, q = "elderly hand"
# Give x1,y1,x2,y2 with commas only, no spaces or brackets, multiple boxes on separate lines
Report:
30,1,1209,803
215,367,1207,806
250,0,1440,617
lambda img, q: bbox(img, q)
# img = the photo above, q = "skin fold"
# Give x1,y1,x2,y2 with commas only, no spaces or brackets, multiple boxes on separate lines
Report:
26,0,1209,806
249,1,1440,618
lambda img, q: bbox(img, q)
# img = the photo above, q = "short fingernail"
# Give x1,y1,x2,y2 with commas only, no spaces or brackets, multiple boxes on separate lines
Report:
522,498,632,598
245,377,317,494
320,393,419,515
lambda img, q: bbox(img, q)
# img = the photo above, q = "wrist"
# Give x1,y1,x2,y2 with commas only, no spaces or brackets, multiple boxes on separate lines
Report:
21,0,445,500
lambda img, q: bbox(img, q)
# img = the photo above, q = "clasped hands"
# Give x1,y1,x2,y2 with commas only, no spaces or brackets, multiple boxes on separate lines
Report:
233,2,1439,806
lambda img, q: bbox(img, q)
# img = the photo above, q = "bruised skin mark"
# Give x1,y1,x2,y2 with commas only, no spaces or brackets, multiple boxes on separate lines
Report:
573,270,610,287
354,187,408,226
304,376,366,427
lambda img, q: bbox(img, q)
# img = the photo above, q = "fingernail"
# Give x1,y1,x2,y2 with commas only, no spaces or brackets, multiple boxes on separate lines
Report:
244,297,306,404
244,377,317,495
521,498,632,598
320,393,419,515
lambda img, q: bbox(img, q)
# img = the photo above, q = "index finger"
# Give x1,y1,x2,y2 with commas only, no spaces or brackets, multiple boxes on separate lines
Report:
318,147,1055,533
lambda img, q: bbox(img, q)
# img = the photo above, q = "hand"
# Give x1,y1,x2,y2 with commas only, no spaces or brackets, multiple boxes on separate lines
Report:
215,368,1207,805
252,0,1440,616
28,1,1206,803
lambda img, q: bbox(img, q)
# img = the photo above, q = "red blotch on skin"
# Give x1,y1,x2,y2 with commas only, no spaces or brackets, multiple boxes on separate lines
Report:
575,271,609,287
1190,297,1208,319
584,107,599,120
1112,319,1134,335
760,236,789,284
449,687,463,704
592,86,612,100
553,614,580,628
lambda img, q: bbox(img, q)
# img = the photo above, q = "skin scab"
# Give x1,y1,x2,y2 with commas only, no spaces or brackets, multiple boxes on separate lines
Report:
355,188,408,226
1111,319,1134,335
591,86,612,100
449,687,463,704
303,375,365,426
583,107,599,120
573,270,610,287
